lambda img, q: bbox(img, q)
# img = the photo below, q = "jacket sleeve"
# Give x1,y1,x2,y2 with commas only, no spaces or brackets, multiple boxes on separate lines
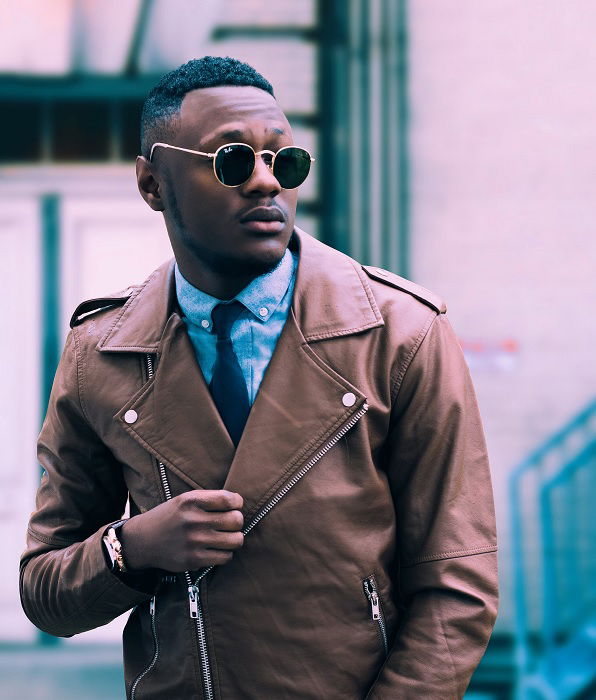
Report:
20,330,158,637
367,313,498,699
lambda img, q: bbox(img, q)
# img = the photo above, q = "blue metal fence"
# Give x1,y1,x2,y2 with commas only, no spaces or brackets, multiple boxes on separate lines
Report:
510,399,596,699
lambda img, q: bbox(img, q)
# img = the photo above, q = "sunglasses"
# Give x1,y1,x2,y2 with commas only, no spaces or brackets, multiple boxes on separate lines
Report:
150,141,315,189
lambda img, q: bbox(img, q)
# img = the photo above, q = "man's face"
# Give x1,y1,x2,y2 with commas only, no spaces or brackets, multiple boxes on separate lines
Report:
153,86,299,279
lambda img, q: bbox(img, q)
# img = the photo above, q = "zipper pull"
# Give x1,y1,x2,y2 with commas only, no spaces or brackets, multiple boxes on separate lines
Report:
188,584,199,619
364,578,381,620
149,596,156,616
369,591,381,620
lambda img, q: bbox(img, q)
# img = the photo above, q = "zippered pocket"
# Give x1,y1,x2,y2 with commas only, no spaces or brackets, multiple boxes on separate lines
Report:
363,575,389,656
130,595,159,700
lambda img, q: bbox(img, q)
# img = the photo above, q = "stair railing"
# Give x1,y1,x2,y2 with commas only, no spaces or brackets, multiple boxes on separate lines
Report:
509,399,596,678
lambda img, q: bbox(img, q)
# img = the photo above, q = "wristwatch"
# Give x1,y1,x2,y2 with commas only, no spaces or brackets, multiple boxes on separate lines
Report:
102,520,128,573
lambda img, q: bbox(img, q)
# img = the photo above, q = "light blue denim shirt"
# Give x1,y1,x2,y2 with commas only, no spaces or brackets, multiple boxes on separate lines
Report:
175,249,298,404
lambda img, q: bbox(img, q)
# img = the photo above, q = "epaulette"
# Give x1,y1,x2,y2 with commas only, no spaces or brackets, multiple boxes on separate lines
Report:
362,266,447,314
70,288,135,328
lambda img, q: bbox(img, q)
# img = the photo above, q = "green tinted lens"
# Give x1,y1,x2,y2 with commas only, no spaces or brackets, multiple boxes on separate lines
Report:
214,144,255,186
273,147,311,189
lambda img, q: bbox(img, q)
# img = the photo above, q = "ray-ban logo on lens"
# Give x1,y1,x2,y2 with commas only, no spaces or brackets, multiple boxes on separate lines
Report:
224,147,234,154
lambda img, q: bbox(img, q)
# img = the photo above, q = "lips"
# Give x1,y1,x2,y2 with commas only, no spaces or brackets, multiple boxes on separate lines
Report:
239,206,285,224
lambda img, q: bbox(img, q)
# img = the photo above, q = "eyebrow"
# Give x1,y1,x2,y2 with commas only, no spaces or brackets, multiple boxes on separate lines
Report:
200,126,286,147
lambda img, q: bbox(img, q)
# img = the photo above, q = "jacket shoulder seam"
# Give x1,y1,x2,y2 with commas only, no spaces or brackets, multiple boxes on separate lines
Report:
403,544,498,567
362,265,447,314
389,309,437,402
354,259,383,321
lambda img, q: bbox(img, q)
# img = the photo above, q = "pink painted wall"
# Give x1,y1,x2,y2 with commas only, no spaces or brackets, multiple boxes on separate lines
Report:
409,0,596,631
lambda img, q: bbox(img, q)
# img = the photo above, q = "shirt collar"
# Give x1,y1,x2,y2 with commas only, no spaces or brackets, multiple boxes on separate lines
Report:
175,248,296,330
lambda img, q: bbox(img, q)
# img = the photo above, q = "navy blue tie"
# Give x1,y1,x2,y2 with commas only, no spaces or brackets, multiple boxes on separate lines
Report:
209,301,250,446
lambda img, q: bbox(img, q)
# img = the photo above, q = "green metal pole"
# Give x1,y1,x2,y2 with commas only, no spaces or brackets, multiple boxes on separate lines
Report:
396,0,410,278
39,193,61,646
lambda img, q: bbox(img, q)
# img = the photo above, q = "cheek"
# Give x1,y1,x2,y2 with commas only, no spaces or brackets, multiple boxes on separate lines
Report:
180,177,231,216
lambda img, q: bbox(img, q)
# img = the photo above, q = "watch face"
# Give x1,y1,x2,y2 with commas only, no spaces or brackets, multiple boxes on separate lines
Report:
102,522,127,572
103,535,118,569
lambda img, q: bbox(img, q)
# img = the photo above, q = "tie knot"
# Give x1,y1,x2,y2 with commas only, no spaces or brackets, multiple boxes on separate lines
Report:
211,301,244,340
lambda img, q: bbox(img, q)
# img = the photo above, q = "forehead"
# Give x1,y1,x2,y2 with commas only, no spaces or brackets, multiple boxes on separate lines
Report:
178,86,290,144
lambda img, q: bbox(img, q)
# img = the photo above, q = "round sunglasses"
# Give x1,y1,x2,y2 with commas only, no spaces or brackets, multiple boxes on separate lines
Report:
150,141,315,189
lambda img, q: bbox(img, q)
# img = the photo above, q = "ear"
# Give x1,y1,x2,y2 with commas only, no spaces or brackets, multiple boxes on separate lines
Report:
136,156,165,212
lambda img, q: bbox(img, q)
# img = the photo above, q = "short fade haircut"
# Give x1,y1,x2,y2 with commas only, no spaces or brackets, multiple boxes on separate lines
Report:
140,56,275,158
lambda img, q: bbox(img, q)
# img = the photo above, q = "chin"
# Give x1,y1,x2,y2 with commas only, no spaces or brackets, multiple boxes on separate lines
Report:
232,233,291,274
179,224,287,272
197,244,284,280
236,247,285,276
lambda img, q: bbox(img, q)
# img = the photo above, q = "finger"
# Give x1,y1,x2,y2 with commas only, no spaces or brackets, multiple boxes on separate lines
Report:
210,510,244,532
197,490,244,512
205,531,244,551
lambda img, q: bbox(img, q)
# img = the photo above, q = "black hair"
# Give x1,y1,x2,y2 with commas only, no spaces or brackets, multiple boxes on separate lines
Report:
140,56,275,158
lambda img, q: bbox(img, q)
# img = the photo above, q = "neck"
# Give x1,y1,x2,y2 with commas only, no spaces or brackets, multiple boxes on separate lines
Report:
172,239,289,299
176,262,257,300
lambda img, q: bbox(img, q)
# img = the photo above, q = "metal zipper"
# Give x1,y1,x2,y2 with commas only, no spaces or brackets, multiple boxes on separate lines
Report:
363,576,389,655
187,579,214,700
243,402,369,535
130,595,159,700
146,354,215,700
191,401,370,587
145,353,368,699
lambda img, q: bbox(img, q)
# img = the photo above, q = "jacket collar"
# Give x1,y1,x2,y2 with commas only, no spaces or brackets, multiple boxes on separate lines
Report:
97,227,383,353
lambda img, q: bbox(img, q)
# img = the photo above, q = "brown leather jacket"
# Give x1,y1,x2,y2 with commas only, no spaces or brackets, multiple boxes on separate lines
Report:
21,229,498,699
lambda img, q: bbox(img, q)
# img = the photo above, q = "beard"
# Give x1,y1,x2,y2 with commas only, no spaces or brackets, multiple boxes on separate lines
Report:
167,187,285,282
182,233,283,278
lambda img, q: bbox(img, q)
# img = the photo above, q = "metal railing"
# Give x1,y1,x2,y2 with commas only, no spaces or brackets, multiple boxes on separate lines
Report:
510,398,596,699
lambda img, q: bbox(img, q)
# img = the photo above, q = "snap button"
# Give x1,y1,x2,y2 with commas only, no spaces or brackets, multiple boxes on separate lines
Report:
124,409,138,424
342,392,357,407
201,319,210,329
259,307,268,317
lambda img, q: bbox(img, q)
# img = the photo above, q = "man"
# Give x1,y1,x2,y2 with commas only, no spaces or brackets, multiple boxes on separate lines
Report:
21,57,498,699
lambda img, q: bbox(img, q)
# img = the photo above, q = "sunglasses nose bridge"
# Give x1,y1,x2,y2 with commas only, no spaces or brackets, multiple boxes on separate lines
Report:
215,144,310,188
246,150,281,190
255,149,275,170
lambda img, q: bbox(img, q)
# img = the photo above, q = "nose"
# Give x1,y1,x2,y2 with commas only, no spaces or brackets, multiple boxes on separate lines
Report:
242,152,282,197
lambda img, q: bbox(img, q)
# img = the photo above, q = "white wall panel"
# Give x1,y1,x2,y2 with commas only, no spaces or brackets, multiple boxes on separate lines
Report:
0,198,40,641
60,196,172,341
59,194,171,644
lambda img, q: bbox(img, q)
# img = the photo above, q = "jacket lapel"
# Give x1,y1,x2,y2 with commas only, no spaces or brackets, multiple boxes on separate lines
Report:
115,313,235,490
104,228,384,506
224,310,368,519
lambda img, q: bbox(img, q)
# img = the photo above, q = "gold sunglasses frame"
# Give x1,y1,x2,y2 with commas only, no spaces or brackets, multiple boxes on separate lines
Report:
149,141,315,188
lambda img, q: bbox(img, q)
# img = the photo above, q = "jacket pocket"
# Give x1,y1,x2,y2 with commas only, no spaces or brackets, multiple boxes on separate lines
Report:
130,596,159,700
362,575,389,656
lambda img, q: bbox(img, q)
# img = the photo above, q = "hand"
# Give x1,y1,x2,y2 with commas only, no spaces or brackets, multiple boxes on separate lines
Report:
120,490,244,572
